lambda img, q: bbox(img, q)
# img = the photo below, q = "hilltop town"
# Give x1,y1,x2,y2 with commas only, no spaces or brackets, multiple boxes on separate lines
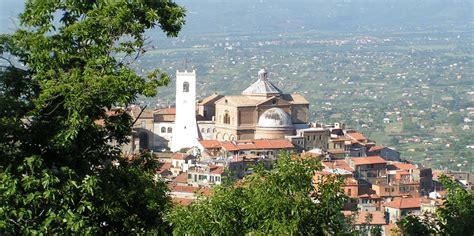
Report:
118,69,473,234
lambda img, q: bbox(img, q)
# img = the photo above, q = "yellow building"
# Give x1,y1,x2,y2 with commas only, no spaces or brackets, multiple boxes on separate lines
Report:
206,69,309,141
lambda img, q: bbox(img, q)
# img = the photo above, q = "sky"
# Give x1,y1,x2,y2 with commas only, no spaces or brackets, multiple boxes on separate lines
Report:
1,0,472,35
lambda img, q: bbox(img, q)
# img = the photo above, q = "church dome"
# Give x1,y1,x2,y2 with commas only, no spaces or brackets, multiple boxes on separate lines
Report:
242,69,282,97
257,108,293,128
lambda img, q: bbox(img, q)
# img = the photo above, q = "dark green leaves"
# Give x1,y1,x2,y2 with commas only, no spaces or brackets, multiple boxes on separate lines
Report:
167,152,350,235
1,0,185,233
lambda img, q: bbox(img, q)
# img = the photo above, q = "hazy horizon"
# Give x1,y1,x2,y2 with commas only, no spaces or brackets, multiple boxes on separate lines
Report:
1,0,472,35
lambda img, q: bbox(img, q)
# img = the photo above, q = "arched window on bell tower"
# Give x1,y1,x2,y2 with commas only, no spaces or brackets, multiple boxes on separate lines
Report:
183,82,189,92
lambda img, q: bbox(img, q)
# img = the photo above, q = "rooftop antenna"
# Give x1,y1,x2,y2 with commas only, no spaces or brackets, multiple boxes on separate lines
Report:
184,58,189,70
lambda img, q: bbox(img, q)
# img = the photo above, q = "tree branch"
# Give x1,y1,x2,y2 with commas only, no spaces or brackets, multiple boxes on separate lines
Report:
131,104,147,126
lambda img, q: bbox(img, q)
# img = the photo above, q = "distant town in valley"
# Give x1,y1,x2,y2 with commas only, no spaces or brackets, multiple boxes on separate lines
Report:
120,65,472,233
137,29,473,173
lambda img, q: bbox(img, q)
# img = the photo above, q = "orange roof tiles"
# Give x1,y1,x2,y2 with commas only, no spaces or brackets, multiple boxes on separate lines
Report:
330,136,351,142
170,185,199,193
157,162,172,174
368,145,384,152
234,139,294,150
221,142,239,151
351,156,386,165
172,153,193,160
390,162,417,170
210,166,225,175
346,132,367,142
384,197,423,209
344,211,386,225
201,139,294,152
175,172,188,183
322,160,354,172
173,198,194,206
198,93,224,105
199,140,222,149
358,193,380,199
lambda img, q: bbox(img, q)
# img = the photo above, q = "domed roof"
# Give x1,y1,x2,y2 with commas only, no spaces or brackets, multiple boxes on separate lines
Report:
242,69,282,97
257,108,293,128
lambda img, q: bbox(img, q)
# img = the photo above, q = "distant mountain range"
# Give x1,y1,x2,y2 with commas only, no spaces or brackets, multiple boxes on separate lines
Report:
1,0,472,35
173,0,473,35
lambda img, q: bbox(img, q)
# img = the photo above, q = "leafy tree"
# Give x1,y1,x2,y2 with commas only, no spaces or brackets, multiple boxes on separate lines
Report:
397,175,474,235
397,213,437,236
166,152,351,235
0,0,185,233
436,175,474,235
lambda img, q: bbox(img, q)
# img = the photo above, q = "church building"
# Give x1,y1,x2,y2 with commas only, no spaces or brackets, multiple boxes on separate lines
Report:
128,69,310,152
198,69,309,141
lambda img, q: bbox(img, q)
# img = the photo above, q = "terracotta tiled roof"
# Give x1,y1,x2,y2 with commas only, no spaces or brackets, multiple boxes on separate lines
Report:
198,94,224,105
209,166,225,175
175,172,188,183
207,139,294,152
221,142,240,151
199,140,222,149
368,145,384,152
173,198,194,206
330,136,352,142
346,132,367,142
172,153,193,160
344,177,358,185
170,185,199,193
154,107,176,115
157,162,172,174
343,211,386,225
358,193,380,199
390,162,417,170
351,156,386,165
215,96,263,107
280,93,309,104
384,223,398,235
198,187,211,196
384,197,423,209
322,160,354,172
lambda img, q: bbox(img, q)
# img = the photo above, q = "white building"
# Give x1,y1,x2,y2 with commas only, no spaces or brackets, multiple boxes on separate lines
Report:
170,70,201,151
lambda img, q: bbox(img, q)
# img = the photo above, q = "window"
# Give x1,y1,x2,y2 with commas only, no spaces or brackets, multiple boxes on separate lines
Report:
188,174,192,179
210,176,214,182
223,110,230,124
207,128,211,133
348,189,352,196
161,127,166,133
141,121,146,128
167,127,172,133
183,82,189,92
201,128,205,133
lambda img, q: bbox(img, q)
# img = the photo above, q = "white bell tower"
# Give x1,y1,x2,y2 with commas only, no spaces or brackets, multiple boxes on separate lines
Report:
170,70,200,152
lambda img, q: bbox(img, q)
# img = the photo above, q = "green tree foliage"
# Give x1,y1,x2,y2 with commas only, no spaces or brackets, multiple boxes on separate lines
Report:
436,175,474,235
397,175,474,235
0,0,185,233
167,152,351,235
